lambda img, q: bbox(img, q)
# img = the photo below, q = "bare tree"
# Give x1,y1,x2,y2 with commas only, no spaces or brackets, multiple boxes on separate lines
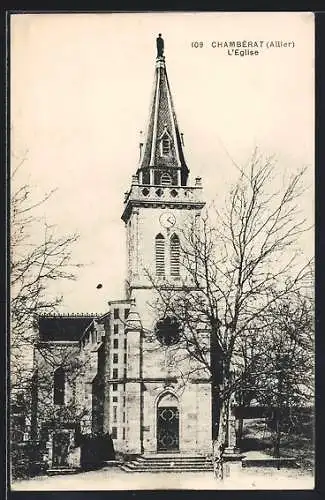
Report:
10,156,81,398
148,150,313,476
245,290,314,460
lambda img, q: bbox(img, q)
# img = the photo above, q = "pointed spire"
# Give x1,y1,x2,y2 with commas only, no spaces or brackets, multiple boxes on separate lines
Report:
137,35,189,186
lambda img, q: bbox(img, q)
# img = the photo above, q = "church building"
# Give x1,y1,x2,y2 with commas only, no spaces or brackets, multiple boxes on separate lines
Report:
32,35,213,469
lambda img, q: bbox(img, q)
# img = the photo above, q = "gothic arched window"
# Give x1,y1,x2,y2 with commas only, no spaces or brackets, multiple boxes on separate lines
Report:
53,367,65,405
170,233,180,276
155,233,165,276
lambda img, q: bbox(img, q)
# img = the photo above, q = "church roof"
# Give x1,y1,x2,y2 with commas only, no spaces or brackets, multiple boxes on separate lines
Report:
138,36,189,181
38,314,99,342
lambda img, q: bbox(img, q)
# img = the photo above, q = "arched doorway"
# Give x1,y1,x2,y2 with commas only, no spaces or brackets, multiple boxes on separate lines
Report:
157,392,179,452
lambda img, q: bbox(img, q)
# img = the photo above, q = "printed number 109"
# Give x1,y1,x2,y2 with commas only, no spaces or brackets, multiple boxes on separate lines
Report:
191,41,204,48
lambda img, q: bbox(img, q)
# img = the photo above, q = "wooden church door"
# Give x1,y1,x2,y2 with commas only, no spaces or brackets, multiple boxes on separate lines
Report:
157,392,179,452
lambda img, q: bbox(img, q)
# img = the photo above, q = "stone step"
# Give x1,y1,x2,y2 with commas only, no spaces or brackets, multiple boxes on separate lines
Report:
126,462,212,468
119,453,216,473
139,456,211,460
120,465,214,473
138,457,211,462
136,458,213,463
47,467,80,476
120,455,214,473
127,460,212,465
129,462,212,469
137,452,205,460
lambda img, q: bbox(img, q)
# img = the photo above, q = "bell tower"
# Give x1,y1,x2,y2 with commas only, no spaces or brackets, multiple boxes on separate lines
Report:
122,35,205,318
118,35,212,456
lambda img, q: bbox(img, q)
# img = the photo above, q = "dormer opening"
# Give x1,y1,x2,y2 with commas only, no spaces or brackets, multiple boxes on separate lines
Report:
161,173,172,186
161,137,171,156
159,126,173,158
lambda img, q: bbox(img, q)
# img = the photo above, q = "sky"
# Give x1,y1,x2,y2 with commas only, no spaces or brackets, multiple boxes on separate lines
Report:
11,12,314,314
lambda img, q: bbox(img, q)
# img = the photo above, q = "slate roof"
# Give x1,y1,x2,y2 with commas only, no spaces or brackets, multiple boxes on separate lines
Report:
38,314,98,342
138,49,189,184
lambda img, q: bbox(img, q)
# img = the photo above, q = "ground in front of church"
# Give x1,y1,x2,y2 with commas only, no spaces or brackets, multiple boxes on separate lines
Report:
11,466,314,491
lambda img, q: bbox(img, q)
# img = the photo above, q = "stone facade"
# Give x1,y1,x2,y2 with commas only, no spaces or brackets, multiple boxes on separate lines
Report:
31,37,213,467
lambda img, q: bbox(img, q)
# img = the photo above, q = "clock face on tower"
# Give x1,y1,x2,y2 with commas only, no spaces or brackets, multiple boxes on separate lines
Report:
159,212,176,229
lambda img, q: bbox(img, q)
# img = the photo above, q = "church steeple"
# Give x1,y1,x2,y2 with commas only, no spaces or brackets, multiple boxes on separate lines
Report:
122,36,204,226
137,34,189,187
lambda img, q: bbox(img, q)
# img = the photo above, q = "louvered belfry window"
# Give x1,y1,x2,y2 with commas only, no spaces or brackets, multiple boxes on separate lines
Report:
170,234,180,276
161,173,172,186
162,138,170,155
155,233,165,276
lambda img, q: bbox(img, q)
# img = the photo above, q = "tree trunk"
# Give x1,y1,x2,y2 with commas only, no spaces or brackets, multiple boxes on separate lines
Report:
236,417,243,449
210,332,224,440
274,410,281,470
213,398,229,479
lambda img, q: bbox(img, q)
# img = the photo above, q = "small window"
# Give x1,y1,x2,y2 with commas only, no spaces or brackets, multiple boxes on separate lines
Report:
124,309,130,319
53,367,65,405
124,353,127,364
113,406,117,423
16,393,24,405
123,396,126,407
123,412,126,423
122,428,126,440
114,308,119,319
113,368,118,379
124,339,127,350
162,137,170,155
112,383,118,391
14,415,25,429
124,368,127,378
111,427,117,439
113,339,118,349
113,396,118,403
113,353,118,364
114,324,119,335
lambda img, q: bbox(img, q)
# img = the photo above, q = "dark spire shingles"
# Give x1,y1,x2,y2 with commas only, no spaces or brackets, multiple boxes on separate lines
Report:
138,38,189,184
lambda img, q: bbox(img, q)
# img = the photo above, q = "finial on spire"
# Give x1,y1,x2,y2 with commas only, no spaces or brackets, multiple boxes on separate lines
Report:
139,130,143,160
156,33,164,58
